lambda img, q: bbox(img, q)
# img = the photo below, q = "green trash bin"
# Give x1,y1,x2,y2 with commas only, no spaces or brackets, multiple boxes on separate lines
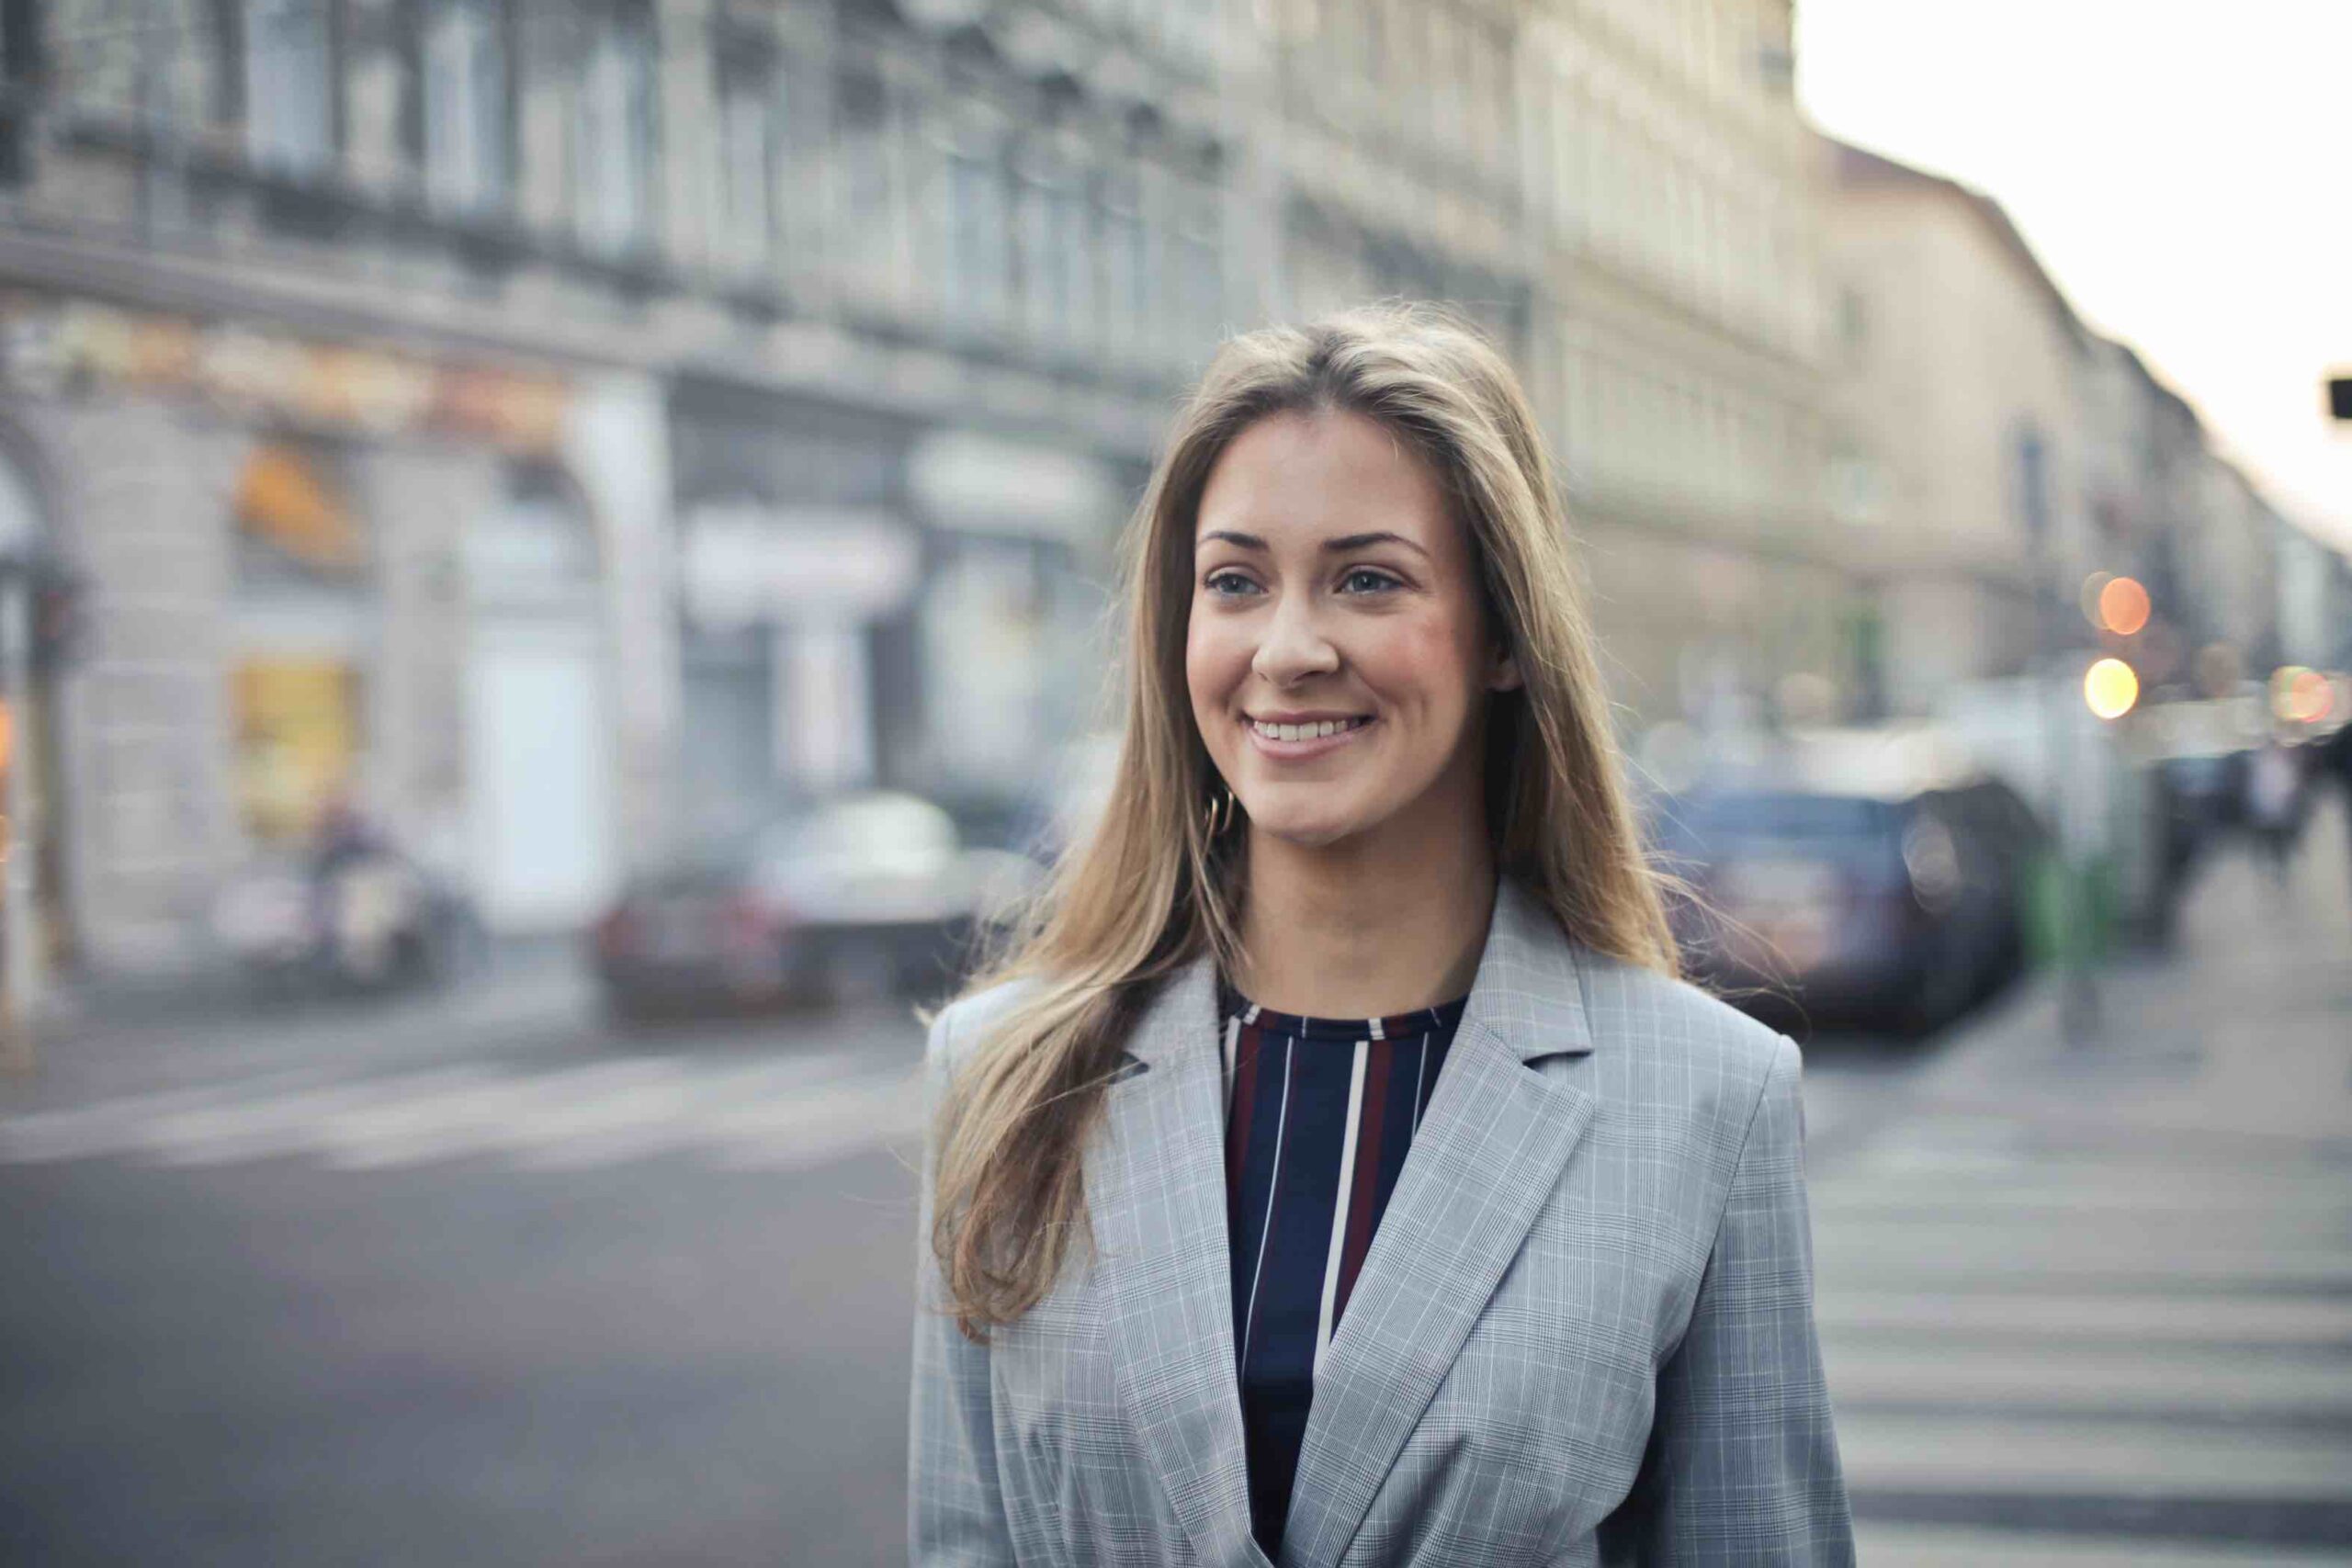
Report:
2025,851,2114,971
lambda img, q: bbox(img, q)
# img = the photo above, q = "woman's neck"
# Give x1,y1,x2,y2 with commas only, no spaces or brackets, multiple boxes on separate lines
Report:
1231,811,1498,1021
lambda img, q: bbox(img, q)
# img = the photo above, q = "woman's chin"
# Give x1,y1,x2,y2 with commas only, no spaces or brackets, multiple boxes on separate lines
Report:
1242,807,1367,852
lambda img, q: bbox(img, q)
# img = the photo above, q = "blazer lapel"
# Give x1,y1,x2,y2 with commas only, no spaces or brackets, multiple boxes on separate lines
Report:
1279,881,1600,1568
1086,955,1272,1568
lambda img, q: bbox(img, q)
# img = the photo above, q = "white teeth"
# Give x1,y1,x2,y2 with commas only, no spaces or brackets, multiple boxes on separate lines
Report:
1252,716,1367,741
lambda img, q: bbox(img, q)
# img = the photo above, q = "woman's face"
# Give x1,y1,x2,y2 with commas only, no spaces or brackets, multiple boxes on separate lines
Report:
1185,409,1519,852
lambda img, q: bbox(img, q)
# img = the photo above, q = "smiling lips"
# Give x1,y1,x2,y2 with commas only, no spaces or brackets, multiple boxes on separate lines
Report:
1245,713,1374,755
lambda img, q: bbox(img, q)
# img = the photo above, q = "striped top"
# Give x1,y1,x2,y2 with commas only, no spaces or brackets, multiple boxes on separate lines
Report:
1218,983,1467,1561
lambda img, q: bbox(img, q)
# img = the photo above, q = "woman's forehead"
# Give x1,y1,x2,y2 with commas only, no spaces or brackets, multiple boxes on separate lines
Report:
1195,410,1453,547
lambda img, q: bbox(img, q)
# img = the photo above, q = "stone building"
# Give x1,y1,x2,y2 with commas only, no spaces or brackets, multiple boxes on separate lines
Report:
0,0,1244,984
1820,138,2098,717
1257,0,1850,731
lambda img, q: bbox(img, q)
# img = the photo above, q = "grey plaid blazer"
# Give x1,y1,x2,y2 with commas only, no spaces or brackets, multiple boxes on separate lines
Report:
910,878,1853,1566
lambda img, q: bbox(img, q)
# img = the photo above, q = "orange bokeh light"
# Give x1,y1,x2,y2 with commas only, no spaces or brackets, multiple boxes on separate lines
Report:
2278,668,2333,724
2097,576,2151,637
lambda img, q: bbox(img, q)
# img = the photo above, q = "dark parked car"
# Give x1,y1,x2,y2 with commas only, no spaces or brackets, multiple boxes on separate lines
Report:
1653,774,2042,1035
590,792,1041,1022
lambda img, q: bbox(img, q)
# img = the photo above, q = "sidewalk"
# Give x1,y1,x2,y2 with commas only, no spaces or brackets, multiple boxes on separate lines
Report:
3,938,599,1110
1814,790,2352,1564
1898,785,2352,1155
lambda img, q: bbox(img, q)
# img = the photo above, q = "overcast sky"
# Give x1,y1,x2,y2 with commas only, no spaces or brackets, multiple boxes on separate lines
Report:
1796,0,2352,552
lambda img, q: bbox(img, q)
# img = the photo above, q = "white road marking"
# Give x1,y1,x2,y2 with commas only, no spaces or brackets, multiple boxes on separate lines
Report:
0,1051,925,1174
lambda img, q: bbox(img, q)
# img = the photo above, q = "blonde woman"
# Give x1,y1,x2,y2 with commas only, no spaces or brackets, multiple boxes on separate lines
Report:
910,306,1851,1566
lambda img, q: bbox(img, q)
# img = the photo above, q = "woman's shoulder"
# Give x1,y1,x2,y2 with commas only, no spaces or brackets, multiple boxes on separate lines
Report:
924,976,1047,1070
1568,946,1800,1110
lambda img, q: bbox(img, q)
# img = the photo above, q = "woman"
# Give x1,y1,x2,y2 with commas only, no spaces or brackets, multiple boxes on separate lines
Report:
910,306,1852,1566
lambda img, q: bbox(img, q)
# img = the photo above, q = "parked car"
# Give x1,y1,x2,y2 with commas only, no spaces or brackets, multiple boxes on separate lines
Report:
590,791,1042,1022
1652,773,2042,1035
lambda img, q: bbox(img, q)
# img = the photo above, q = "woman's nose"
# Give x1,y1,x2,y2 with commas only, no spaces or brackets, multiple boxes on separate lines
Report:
1250,598,1340,685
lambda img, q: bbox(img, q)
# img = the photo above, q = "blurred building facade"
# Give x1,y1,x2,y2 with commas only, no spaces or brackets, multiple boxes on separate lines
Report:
1512,0,1847,731
1259,0,1849,728
1820,139,2097,717
0,0,1236,983
0,1,2339,989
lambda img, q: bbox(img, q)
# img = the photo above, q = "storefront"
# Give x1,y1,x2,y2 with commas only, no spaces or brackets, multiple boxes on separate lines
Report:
669,383,923,844
665,384,1130,853
0,288,642,973
906,427,1122,837
460,465,619,931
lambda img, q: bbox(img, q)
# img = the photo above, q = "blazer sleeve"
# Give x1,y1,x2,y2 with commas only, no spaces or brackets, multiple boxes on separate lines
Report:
1601,1034,1856,1565
907,1006,1018,1566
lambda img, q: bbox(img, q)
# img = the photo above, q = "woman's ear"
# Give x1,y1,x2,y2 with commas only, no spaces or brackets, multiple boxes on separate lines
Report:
1487,644,1522,694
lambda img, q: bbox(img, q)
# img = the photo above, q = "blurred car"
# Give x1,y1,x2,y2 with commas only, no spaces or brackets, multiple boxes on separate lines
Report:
1653,774,2042,1035
590,791,1042,1021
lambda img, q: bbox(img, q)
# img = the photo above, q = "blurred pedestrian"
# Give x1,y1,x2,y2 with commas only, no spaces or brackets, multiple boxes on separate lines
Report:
909,306,1851,1566
2321,717,2352,905
2246,738,2301,888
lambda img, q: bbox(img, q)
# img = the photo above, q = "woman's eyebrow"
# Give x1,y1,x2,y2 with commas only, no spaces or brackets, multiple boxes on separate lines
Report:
1323,530,1431,561
1196,528,1431,562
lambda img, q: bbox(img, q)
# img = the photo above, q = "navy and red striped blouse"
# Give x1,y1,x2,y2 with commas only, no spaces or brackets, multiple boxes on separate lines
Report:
1218,983,1468,1561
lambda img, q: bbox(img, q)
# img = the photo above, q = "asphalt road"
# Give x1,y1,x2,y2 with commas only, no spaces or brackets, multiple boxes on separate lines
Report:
2,814,2345,1565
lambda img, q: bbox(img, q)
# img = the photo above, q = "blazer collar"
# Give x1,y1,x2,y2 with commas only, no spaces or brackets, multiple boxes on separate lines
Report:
1117,875,1596,1071
1454,874,1597,1063
1089,875,1600,1568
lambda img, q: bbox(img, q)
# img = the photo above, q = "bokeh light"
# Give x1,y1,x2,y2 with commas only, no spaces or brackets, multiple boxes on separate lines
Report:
2272,666,2333,724
2097,575,2151,637
2084,657,2140,719
2077,571,2112,628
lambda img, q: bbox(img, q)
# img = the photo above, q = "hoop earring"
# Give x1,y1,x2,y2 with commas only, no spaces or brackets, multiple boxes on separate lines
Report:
1204,785,1236,838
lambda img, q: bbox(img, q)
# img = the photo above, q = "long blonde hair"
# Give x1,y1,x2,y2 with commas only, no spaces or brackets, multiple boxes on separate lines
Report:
928,303,1677,1340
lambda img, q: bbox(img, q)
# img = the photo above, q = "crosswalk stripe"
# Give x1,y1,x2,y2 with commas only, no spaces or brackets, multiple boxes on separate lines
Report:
707,1072,924,1171
1854,1521,2352,1568
1814,1289,2352,1346
1815,1226,2352,1288
136,1069,502,1167
1813,1073,2352,1561
1815,1176,2352,1217
1837,1411,2352,1499
0,1052,926,1174
1822,1341,2352,1415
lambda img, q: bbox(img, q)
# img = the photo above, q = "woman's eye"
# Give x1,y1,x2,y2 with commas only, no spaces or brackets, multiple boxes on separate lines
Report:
1340,568,1402,594
1204,570,1261,597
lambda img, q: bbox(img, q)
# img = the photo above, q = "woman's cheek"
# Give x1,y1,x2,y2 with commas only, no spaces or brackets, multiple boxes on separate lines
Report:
1365,613,1464,694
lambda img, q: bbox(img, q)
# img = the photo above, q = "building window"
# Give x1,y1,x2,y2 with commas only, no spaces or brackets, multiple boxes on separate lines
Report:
575,0,655,255
45,0,141,122
1101,179,1146,360
944,133,1008,329
832,63,903,301
714,43,780,273
1016,156,1095,350
1837,284,1869,359
422,0,506,215
1172,185,1221,356
230,442,371,846
246,0,334,175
